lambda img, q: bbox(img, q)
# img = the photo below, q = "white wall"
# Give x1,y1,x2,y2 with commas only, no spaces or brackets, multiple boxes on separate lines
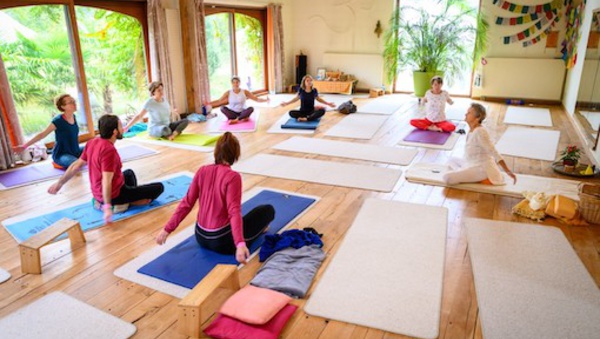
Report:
562,0,600,164
288,0,392,88
472,0,568,99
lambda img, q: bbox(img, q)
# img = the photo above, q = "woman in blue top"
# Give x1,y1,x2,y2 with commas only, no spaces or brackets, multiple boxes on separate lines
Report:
280,75,335,121
13,94,83,168
125,81,188,140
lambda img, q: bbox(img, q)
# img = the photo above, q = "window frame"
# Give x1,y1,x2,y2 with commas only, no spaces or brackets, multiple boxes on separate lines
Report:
0,0,150,146
204,5,269,95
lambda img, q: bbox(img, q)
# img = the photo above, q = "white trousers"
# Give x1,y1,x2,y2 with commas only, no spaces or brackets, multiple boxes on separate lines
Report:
442,158,487,185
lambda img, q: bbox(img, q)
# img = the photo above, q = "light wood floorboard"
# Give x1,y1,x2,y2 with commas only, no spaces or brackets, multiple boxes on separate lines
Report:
0,99,598,338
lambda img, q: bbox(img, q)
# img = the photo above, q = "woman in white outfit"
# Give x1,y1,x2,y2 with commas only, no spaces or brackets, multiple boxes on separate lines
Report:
211,76,269,124
443,103,517,185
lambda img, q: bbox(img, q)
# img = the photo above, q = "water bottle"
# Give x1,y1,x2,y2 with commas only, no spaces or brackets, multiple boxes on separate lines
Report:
506,99,524,105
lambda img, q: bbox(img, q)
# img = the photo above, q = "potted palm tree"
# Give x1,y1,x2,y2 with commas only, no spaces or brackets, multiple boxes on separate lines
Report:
383,0,488,97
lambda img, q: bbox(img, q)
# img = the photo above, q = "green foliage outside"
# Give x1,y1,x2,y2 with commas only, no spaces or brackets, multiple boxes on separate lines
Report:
0,5,147,139
205,12,265,100
383,0,488,86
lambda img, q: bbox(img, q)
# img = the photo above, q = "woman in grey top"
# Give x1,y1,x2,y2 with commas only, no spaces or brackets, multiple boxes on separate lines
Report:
124,81,188,140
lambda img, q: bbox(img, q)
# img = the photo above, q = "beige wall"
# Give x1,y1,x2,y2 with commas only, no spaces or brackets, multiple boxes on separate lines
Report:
288,0,392,88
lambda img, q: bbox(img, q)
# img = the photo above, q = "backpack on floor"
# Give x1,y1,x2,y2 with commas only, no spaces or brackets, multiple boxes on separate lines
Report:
337,100,357,114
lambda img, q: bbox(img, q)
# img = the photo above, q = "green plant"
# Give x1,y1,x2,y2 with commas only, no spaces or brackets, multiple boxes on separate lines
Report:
383,0,488,86
560,145,581,165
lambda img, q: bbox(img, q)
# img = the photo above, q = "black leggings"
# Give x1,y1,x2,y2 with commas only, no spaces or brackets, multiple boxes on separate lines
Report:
289,108,325,121
111,169,165,205
195,204,275,254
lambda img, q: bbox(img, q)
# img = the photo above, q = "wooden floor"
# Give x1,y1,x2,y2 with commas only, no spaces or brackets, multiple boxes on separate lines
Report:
0,97,599,339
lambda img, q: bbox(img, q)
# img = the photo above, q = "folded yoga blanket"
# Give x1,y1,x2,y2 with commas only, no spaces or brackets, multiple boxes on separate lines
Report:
251,245,325,298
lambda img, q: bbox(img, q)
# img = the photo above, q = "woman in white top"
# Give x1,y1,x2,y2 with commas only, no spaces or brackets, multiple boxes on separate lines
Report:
125,81,188,140
410,76,456,132
443,103,517,185
211,76,269,124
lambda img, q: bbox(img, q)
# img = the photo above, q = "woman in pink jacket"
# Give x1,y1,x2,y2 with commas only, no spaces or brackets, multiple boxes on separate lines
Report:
156,132,275,263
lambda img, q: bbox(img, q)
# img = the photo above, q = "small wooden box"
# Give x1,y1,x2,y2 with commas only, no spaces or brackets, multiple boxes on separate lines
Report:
369,88,384,98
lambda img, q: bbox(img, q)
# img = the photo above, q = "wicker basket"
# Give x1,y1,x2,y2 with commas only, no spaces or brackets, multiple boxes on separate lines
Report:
578,183,600,224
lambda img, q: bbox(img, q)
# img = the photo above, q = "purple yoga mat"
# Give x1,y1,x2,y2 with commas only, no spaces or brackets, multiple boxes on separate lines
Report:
403,129,452,145
0,144,157,188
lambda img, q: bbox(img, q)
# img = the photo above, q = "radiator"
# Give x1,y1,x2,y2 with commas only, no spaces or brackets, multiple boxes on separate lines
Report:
476,58,566,101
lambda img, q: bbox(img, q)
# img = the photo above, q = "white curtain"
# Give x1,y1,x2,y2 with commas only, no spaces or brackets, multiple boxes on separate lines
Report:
147,0,176,109
0,54,23,170
192,0,211,113
268,3,285,93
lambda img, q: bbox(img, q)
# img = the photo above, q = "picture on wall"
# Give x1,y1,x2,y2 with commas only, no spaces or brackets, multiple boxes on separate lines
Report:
316,68,326,80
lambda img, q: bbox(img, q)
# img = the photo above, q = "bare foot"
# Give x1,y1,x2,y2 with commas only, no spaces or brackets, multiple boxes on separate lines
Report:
167,134,175,141
131,199,152,206
297,117,308,122
228,119,239,125
427,125,442,132
240,117,249,122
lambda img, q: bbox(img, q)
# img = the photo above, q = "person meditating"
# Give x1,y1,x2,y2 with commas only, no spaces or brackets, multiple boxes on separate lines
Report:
209,76,269,124
280,75,335,122
410,76,456,133
125,81,188,140
155,132,275,264
13,94,83,169
443,103,517,185
48,114,165,224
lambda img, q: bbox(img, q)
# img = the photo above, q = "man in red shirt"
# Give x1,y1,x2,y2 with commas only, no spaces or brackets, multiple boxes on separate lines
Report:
48,114,164,223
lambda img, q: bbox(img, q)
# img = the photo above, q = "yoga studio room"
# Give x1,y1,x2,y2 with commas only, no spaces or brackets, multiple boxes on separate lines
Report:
1,0,600,338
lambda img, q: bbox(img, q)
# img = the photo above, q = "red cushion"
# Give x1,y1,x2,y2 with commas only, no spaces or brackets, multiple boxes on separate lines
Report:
204,304,297,339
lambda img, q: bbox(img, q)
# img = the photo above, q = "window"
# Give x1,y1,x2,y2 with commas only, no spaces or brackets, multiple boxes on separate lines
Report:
394,0,480,96
1,5,85,142
205,7,267,100
0,1,149,144
75,6,148,126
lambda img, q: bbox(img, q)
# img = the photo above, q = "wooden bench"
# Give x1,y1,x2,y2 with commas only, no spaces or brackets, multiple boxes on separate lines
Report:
178,264,240,338
19,218,86,274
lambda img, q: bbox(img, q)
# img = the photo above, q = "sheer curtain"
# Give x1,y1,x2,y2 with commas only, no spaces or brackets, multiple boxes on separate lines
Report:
147,0,176,109
191,0,211,113
0,54,24,170
268,3,285,93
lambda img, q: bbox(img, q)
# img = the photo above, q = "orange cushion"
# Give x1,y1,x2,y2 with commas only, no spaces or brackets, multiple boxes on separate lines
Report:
52,162,65,170
479,178,493,185
545,195,578,220
219,285,292,325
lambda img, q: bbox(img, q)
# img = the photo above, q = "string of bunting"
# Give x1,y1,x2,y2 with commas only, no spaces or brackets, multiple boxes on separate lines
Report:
502,9,558,44
492,0,563,14
561,1,586,68
495,12,540,25
522,17,559,46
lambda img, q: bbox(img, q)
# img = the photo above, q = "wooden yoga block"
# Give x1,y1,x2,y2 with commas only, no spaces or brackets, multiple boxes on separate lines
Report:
369,88,384,98
178,264,240,338
19,218,86,274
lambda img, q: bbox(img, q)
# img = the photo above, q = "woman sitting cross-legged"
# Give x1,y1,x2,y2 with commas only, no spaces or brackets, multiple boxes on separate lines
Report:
280,75,335,122
155,132,275,263
125,81,188,141
442,103,517,186
209,76,269,124
13,94,83,169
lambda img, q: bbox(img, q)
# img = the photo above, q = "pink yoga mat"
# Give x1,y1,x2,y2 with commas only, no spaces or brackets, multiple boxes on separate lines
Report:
219,116,257,132
403,129,452,145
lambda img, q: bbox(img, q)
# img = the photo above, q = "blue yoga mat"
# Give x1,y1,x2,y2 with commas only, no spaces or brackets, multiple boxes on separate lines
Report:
137,190,316,289
3,174,193,243
281,118,321,130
